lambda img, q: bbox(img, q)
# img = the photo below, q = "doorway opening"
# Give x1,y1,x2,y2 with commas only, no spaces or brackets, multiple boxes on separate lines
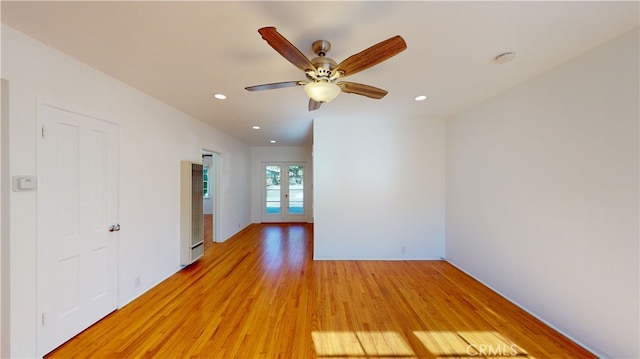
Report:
202,151,220,245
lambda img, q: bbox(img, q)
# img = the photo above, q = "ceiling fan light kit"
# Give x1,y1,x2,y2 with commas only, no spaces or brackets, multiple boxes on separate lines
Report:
245,27,407,111
304,81,341,103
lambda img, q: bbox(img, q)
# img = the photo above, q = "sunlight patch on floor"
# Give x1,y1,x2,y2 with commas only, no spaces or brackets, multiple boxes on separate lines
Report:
414,330,531,358
312,331,416,358
413,330,478,357
312,330,533,358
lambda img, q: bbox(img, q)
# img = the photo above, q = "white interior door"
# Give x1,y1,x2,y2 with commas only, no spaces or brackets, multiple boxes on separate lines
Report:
263,163,306,222
37,104,118,356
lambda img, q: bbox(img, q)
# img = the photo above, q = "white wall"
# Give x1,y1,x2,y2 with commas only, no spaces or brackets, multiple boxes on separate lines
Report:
1,25,252,358
314,116,445,260
250,146,313,223
446,29,639,358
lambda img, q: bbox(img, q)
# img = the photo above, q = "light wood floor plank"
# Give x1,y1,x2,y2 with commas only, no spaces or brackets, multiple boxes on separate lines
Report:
46,221,595,358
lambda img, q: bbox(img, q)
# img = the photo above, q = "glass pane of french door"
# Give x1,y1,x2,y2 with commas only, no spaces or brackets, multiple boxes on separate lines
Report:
288,165,304,215
265,165,281,214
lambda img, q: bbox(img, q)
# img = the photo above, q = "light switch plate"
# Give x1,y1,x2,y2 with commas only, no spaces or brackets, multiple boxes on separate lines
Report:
12,176,37,191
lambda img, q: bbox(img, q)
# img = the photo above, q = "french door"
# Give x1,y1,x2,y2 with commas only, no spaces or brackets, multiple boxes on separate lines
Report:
263,163,306,222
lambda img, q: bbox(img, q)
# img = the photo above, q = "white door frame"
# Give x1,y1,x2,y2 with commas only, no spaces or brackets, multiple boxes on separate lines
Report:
0,78,10,359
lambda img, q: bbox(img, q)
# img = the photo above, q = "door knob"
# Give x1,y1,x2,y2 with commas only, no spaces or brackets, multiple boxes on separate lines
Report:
108,224,121,232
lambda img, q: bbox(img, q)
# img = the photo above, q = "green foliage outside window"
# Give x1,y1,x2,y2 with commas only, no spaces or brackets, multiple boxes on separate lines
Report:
203,166,209,198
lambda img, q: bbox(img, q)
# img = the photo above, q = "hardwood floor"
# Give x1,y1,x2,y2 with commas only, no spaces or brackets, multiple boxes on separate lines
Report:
46,223,594,358
204,214,213,248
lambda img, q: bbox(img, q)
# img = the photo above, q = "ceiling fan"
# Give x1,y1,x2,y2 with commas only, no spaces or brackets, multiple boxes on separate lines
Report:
245,27,407,111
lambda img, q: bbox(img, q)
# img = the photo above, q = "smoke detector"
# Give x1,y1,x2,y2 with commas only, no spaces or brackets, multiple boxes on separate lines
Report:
494,51,516,64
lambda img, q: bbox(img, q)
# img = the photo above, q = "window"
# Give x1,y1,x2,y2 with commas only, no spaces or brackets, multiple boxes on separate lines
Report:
203,165,209,198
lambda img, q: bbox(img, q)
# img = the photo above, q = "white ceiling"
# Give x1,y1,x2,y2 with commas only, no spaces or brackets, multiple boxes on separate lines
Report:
2,1,638,146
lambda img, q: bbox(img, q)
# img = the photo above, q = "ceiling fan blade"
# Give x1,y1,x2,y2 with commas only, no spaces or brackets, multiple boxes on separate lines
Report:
309,99,322,111
258,27,316,72
338,82,388,99
245,81,305,92
332,36,407,78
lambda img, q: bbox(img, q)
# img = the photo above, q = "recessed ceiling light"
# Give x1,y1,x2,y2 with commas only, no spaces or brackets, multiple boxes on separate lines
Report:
494,51,516,64
213,93,227,100
252,126,260,130
415,95,427,101
270,140,277,144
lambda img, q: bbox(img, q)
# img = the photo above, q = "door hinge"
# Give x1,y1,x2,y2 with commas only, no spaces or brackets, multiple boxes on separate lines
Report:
41,312,45,325
41,125,46,139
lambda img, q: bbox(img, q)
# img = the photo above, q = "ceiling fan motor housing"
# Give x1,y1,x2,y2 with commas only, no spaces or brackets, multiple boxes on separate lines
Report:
310,57,336,78
309,40,337,81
